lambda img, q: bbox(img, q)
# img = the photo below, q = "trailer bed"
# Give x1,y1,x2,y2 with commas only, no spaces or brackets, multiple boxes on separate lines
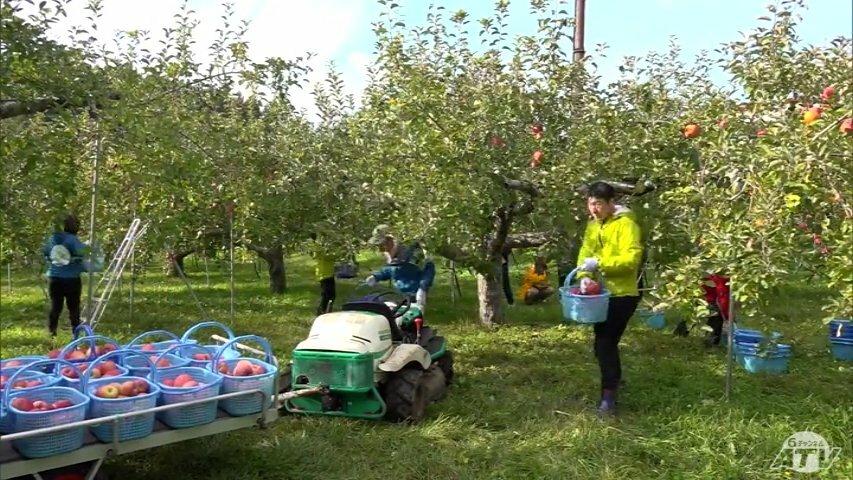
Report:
0,390,278,480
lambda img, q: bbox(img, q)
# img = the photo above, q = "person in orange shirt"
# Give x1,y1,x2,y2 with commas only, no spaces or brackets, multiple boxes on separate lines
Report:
516,256,554,305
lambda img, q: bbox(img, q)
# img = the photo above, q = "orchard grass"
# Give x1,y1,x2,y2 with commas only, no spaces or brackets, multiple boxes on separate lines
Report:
1,254,851,480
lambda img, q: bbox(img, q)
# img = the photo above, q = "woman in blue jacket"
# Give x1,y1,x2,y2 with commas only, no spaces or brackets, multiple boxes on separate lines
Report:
42,215,88,337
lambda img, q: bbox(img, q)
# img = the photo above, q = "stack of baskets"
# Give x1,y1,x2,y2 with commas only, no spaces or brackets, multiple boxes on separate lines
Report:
0,323,278,460
828,319,853,361
733,328,792,374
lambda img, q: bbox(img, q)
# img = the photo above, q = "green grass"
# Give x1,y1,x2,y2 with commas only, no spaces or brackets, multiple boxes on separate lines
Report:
1,254,851,480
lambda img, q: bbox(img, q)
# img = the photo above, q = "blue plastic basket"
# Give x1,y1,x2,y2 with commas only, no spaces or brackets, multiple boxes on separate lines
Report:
735,343,791,374
3,360,90,458
59,361,130,388
211,335,277,417
638,310,666,330
558,268,610,324
123,352,190,377
0,369,62,434
85,350,161,443
57,334,123,367
152,344,224,429
0,356,48,373
829,337,853,361
125,330,197,354
179,321,240,368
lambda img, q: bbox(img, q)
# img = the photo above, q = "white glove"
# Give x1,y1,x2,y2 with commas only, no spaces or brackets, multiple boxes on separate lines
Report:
580,277,593,294
581,257,599,272
415,288,427,310
365,276,378,287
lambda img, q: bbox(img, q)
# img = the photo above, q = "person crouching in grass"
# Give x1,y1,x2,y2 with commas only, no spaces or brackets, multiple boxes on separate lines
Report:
516,256,554,305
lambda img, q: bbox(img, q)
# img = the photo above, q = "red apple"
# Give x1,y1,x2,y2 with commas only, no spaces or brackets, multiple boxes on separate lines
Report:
32,400,50,410
250,364,265,376
11,397,34,411
141,343,156,351
67,350,87,360
102,369,121,377
173,374,194,387
99,360,117,372
821,85,835,102
162,378,175,387
232,360,254,377
4,360,23,367
586,282,602,295
51,399,73,410
182,380,200,388
119,380,137,397
193,353,212,361
134,379,149,394
683,123,701,138
47,349,61,359
217,362,229,374
61,367,79,379
530,150,543,168
840,118,853,135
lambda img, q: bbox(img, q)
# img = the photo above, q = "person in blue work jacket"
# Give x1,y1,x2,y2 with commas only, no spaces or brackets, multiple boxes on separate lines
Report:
364,224,436,311
42,214,89,338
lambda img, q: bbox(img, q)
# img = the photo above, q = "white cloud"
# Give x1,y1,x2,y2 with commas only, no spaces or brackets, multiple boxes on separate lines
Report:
25,0,370,120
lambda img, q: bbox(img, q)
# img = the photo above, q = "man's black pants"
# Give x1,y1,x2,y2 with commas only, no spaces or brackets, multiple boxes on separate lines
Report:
594,295,640,389
317,276,336,315
48,277,82,335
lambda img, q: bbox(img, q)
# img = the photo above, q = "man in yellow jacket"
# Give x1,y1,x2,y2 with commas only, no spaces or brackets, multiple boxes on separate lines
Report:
576,181,644,416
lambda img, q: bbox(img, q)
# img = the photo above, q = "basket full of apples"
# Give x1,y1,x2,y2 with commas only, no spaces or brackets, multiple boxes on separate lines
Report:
125,329,198,355
0,356,49,374
0,368,63,434
179,321,241,368
211,335,277,417
153,344,224,429
85,350,162,443
558,268,611,324
3,360,91,459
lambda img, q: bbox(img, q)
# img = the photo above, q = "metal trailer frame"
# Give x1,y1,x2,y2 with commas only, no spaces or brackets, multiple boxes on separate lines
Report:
0,343,323,480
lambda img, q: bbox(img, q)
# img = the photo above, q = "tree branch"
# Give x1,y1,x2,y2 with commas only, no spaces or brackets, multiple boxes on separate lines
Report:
501,176,541,197
504,232,550,251
575,179,657,197
0,93,121,120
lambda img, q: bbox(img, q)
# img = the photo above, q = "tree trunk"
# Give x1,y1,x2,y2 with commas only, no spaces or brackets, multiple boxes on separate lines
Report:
264,244,287,294
246,243,287,294
476,262,505,326
164,250,194,277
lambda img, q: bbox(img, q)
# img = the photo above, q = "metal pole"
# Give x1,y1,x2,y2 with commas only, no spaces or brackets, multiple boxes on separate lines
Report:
573,0,586,62
229,204,235,324
450,261,457,304
129,207,136,324
86,105,101,315
204,255,210,287
725,278,735,401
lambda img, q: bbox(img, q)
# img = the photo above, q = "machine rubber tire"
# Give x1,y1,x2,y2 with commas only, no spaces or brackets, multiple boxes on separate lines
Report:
277,366,293,414
436,350,454,385
383,367,428,423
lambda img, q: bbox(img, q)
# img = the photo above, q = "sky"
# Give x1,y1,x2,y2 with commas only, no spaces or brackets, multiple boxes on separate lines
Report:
31,0,853,119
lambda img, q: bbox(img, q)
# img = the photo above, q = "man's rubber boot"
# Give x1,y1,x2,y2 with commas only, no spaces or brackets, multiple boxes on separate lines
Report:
597,388,617,416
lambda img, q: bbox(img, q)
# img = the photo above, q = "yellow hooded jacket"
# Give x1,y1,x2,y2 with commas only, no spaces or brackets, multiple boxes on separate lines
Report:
576,206,643,297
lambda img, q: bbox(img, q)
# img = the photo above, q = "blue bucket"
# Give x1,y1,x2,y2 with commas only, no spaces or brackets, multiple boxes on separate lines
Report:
735,343,791,374
638,311,666,330
828,320,853,339
558,268,610,324
829,337,853,362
